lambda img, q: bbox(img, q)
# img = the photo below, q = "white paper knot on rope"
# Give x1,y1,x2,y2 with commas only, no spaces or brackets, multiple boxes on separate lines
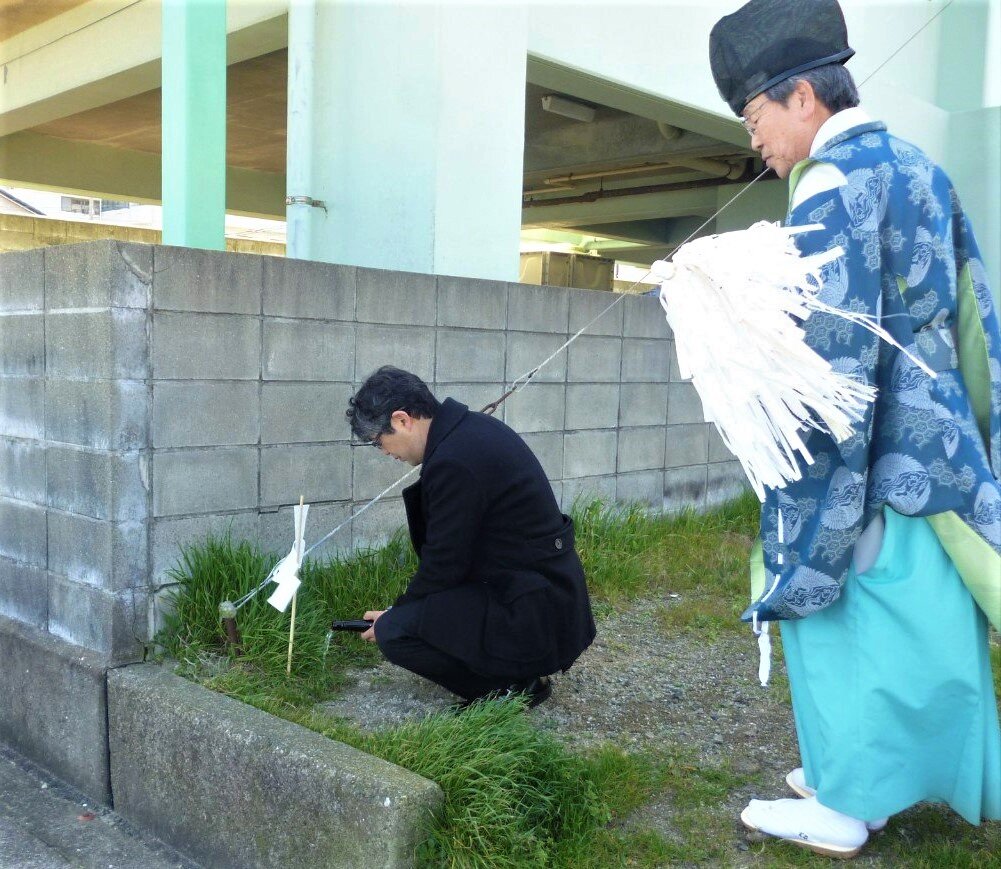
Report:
654,221,934,501
267,503,309,612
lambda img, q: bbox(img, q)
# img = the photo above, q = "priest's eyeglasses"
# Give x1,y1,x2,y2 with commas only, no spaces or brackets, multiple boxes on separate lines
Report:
740,99,772,136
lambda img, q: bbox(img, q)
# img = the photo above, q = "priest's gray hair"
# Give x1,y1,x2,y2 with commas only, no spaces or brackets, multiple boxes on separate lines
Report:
765,63,860,114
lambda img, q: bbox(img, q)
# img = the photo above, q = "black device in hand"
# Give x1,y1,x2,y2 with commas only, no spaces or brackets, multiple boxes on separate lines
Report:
329,619,374,632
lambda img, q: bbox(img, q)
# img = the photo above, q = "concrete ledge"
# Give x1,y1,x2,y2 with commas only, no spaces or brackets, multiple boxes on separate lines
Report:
108,665,444,869
0,614,112,803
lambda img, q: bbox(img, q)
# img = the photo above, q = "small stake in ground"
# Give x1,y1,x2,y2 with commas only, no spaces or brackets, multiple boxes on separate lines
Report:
287,495,305,676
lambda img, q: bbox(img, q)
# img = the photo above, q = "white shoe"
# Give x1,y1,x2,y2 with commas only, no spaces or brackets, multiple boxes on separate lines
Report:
740,796,868,858
785,768,888,832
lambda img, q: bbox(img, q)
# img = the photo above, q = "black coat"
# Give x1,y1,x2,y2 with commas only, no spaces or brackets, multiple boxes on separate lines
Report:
394,398,596,679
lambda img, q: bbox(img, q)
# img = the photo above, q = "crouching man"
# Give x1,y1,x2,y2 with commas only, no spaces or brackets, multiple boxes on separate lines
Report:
346,366,596,708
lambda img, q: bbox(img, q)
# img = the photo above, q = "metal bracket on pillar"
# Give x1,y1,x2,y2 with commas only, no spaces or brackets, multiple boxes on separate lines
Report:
285,195,328,214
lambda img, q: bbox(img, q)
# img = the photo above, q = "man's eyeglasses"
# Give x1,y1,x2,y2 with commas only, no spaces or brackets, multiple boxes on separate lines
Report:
740,99,771,136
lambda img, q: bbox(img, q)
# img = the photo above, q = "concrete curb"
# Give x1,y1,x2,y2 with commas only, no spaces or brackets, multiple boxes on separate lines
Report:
0,614,112,803
108,664,443,868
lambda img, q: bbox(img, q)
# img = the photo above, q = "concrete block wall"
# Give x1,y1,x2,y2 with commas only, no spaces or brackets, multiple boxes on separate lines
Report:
0,244,151,659
0,240,743,655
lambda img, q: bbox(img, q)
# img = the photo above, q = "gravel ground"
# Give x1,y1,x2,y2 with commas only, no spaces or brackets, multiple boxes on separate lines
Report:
318,601,1001,867
320,599,796,764
319,598,808,860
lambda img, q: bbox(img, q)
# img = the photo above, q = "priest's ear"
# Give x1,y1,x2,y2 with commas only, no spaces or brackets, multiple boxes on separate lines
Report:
789,78,820,119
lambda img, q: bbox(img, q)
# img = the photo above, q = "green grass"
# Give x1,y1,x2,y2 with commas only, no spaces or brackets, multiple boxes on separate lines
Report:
157,495,1001,868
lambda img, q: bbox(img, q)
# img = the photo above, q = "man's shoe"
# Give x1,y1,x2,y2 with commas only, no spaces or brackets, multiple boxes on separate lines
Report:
740,796,868,859
507,676,552,709
453,676,552,712
786,769,888,832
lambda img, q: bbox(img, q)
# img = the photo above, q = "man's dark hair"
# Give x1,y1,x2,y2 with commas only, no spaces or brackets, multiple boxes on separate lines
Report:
764,62,859,114
346,366,440,441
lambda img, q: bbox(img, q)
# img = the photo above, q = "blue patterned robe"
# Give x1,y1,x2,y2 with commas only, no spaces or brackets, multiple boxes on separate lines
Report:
748,121,1001,624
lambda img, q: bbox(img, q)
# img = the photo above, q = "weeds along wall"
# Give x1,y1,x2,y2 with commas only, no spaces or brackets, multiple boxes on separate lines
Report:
0,240,745,657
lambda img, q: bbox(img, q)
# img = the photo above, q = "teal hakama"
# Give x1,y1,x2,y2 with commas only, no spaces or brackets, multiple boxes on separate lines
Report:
781,507,1001,825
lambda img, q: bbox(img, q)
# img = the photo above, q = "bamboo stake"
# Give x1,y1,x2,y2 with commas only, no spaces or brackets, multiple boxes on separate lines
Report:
286,495,304,676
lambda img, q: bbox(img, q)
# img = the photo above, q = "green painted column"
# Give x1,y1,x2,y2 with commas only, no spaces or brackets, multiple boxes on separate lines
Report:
161,0,226,250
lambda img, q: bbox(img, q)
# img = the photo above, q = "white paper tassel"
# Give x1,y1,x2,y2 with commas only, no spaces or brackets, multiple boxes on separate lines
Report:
654,221,934,501
267,503,309,612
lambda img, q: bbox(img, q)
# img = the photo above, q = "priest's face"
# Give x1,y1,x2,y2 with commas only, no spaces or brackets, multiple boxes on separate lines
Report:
742,85,819,179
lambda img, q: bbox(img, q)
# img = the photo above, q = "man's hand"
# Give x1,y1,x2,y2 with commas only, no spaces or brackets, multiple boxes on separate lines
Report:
361,610,386,642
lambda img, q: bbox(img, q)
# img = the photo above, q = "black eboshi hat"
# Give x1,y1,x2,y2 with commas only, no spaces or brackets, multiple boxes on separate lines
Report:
709,0,855,116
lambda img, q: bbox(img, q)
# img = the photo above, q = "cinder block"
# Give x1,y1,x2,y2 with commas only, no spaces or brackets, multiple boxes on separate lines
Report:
665,423,711,469
669,341,687,382
352,497,407,551
264,319,354,381
709,426,735,463
568,287,622,337
561,475,617,509
706,461,749,507
0,438,45,502
45,241,152,310
107,666,442,869
499,384,565,434
618,426,667,473
259,501,354,563
663,465,708,513
0,313,44,375
152,447,258,517
356,268,436,326
263,382,352,444
0,557,47,628
46,309,149,379
438,276,507,329
506,332,567,383
565,384,619,431
46,447,147,522
356,324,434,384
45,379,148,449
47,575,146,657
263,257,356,321
47,511,146,592
0,248,43,310
621,338,671,382
0,377,44,438
434,383,505,416
667,382,706,425
563,429,616,478
622,293,670,339
0,497,47,568
519,431,564,482
619,383,669,427
154,246,262,314
153,381,259,448
153,312,259,380
352,443,418,501
44,241,151,312
437,329,505,383
150,512,259,583
616,470,665,507
507,283,569,333
0,613,113,802
567,335,621,383
261,443,352,507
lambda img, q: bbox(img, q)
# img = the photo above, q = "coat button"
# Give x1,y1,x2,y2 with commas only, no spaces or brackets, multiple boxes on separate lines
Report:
554,538,563,550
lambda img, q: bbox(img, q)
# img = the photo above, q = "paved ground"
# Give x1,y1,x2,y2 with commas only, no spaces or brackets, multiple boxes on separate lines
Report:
0,746,198,869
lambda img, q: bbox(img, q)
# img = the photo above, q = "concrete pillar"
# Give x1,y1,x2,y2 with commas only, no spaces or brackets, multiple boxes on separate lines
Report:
299,2,527,279
161,0,227,250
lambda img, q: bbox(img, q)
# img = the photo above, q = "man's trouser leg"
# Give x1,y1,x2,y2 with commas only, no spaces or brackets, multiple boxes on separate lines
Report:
375,601,509,701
